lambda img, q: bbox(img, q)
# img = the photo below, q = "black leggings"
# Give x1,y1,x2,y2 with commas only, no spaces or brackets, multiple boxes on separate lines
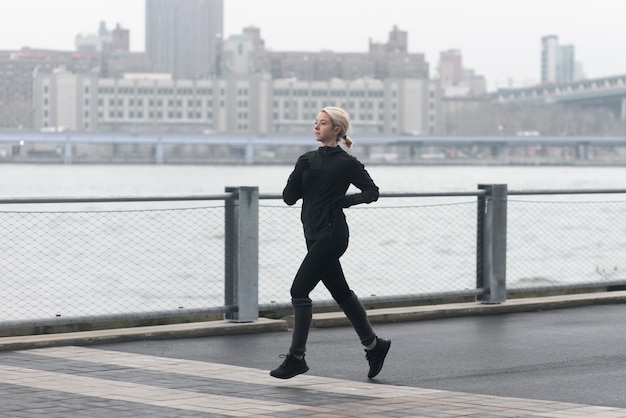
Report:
290,237,352,304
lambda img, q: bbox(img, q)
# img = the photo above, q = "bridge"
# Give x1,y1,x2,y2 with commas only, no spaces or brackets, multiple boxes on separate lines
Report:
489,74,626,119
1,132,626,165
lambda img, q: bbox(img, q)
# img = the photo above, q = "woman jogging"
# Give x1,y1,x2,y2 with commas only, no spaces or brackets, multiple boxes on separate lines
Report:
270,106,391,380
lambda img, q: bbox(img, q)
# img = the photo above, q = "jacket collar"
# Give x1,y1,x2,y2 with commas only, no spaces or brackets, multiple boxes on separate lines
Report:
318,145,343,154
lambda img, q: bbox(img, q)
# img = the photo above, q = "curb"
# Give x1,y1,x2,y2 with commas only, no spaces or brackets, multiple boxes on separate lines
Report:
301,291,626,328
0,318,288,352
2,291,625,352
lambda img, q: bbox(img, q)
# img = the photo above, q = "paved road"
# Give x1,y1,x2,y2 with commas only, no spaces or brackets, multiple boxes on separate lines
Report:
97,303,626,409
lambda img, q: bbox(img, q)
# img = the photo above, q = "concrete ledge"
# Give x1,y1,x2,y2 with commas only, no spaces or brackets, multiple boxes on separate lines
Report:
306,291,626,328
3,292,625,352
0,318,288,352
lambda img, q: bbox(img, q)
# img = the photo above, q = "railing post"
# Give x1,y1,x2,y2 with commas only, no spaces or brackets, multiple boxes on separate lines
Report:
63,139,73,164
224,187,238,319
476,184,508,304
154,141,164,164
223,186,259,322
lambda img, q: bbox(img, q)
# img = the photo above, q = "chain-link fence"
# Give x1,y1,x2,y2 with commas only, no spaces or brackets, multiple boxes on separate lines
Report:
259,199,477,305
507,197,626,288
1,189,626,333
0,203,225,322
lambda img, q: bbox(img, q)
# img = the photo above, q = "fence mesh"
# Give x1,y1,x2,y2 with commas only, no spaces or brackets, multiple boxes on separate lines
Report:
507,198,626,288
0,205,224,321
2,194,626,324
259,199,477,304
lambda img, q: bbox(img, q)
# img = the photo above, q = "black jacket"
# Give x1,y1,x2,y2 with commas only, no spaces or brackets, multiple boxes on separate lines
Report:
283,146,379,240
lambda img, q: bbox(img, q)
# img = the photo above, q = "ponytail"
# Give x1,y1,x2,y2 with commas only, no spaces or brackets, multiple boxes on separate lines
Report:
322,106,355,149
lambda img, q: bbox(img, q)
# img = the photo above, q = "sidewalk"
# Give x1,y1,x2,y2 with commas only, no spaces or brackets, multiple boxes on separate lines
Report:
2,345,626,417
1,292,625,417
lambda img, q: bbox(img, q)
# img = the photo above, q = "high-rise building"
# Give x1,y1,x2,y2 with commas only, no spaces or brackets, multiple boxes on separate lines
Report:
541,35,558,84
439,49,464,87
146,0,223,80
101,23,151,78
75,21,112,52
541,35,577,84
556,44,575,83
437,49,486,97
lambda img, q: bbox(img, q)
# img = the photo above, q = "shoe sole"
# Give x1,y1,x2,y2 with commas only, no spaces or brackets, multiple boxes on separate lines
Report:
270,366,309,379
368,340,391,379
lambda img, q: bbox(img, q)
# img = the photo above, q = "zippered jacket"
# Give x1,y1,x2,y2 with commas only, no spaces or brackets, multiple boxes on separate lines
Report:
283,146,379,240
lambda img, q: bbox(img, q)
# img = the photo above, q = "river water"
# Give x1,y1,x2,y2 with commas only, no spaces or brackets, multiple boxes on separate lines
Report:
2,163,626,196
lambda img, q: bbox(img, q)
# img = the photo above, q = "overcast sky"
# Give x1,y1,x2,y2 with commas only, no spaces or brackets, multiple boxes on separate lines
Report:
1,0,624,90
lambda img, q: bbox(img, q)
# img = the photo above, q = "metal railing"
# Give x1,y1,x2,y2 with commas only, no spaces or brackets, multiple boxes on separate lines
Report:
1,186,626,336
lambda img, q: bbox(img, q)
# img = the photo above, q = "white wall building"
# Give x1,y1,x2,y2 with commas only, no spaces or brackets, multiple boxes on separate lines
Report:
33,69,443,136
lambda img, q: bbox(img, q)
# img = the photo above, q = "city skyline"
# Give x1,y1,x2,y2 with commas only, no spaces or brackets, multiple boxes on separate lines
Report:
0,0,625,90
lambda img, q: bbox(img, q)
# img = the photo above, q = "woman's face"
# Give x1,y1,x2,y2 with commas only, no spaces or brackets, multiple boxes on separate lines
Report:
314,112,339,146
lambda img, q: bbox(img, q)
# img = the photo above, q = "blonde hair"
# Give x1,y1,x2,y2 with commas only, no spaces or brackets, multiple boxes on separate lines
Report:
321,106,354,148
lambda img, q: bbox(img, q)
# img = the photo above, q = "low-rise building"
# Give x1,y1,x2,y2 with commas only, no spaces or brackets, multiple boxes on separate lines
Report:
33,70,443,135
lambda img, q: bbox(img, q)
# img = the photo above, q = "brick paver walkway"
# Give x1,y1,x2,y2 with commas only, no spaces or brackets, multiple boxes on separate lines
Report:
1,346,625,417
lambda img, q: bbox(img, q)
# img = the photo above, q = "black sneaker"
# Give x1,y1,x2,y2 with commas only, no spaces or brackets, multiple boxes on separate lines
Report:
270,354,309,379
365,337,391,379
